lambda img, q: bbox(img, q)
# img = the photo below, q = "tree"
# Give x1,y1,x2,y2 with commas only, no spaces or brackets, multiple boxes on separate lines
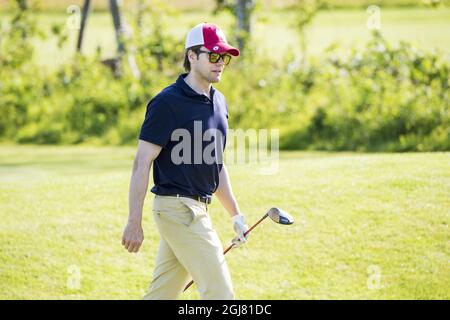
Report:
75,0,139,78
294,0,326,63
215,0,256,54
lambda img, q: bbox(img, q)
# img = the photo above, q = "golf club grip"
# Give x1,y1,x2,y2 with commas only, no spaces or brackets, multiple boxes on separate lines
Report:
183,213,269,292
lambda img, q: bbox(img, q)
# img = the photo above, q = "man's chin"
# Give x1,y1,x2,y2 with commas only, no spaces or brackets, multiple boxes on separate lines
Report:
201,71,221,83
210,75,221,83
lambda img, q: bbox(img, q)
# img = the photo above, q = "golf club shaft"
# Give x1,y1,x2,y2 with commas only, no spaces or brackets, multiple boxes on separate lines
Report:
183,213,269,292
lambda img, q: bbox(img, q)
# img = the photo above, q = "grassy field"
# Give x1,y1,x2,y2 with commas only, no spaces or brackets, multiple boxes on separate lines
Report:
6,6,448,68
0,145,449,299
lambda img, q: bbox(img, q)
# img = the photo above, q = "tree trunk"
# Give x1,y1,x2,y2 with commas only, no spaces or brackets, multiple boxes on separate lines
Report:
109,0,125,55
235,0,254,53
76,0,91,53
16,0,27,10
109,0,141,79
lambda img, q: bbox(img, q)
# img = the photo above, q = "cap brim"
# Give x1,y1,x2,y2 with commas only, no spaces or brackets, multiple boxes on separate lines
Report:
204,42,240,57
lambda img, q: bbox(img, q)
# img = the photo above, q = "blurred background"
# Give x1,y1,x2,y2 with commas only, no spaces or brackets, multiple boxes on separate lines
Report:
1,0,449,151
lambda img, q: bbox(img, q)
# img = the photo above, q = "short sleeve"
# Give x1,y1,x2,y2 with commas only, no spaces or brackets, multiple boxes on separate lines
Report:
139,96,176,147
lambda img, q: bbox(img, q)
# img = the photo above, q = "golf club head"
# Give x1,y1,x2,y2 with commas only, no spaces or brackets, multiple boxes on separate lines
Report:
267,207,294,225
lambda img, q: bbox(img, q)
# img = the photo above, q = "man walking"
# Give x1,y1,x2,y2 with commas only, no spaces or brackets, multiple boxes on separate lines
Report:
121,22,249,300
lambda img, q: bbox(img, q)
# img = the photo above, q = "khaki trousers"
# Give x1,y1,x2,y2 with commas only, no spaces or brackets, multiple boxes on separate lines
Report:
142,195,234,300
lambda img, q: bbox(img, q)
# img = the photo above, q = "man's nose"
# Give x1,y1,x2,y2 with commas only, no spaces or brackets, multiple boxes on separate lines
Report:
216,59,225,67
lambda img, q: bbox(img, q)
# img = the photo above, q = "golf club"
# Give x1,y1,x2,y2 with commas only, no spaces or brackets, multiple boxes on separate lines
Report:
183,207,294,292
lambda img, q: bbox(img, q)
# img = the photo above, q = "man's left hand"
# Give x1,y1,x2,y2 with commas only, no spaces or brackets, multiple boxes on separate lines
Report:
231,214,249,248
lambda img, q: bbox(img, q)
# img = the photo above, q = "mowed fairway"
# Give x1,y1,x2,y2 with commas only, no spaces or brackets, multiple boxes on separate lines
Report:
0,145,449,299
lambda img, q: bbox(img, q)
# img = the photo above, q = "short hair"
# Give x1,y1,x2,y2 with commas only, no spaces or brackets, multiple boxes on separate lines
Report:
183,45,202,72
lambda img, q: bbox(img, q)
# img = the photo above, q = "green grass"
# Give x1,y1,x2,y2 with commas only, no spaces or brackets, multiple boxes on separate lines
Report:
7,7,448,69
0,145,449,299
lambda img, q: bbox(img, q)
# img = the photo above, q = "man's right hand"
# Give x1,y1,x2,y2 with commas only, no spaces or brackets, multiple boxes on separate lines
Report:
122,221,144,253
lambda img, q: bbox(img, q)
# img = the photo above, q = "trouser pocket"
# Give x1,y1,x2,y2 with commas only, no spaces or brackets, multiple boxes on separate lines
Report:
152,196,194,227
178,197,213,233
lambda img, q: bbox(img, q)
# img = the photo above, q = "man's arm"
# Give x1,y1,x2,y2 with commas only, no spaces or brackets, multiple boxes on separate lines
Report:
215,164,249,247
122,139,162,253
215,164,240,218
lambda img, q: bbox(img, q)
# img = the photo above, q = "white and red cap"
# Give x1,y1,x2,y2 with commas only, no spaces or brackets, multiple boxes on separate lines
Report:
185,22,240,57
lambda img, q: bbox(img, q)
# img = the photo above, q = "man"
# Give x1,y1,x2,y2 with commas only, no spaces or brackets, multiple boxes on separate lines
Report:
121,22,249,300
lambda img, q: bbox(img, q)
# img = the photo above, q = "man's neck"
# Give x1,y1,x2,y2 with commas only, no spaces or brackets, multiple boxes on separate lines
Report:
184,72,211,98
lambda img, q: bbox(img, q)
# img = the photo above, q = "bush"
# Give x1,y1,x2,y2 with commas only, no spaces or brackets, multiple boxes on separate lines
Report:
277,32,449,151
0,5,448,151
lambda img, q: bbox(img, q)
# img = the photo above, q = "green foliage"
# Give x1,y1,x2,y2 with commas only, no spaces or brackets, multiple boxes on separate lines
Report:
131,0,184,72
0,0,39,69
214,0,257,52
294,0,326,30
218,30,449,152
278,31,449,151
0,3,448,151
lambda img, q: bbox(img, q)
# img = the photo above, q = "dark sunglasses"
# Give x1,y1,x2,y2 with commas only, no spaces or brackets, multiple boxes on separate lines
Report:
198,50,232,65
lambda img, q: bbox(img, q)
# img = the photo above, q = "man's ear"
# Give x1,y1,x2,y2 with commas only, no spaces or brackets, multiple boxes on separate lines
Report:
188,49,198,64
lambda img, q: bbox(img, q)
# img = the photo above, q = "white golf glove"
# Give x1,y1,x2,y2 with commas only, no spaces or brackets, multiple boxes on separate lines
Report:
231,214,249,248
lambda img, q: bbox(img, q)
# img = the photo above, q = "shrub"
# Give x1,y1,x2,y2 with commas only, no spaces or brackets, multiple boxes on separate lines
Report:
1,7,448,151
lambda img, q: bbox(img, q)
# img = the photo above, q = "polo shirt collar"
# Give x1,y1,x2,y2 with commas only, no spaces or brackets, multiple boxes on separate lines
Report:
176,73,215,99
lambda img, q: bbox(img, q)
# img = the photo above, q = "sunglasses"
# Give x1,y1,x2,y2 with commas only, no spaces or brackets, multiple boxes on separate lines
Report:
198,50,232,65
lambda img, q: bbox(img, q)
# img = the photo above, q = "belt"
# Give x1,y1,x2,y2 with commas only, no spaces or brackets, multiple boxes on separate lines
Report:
166,194,212,205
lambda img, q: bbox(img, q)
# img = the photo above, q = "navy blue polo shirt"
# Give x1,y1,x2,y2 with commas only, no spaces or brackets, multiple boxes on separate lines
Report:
139,73,229,199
